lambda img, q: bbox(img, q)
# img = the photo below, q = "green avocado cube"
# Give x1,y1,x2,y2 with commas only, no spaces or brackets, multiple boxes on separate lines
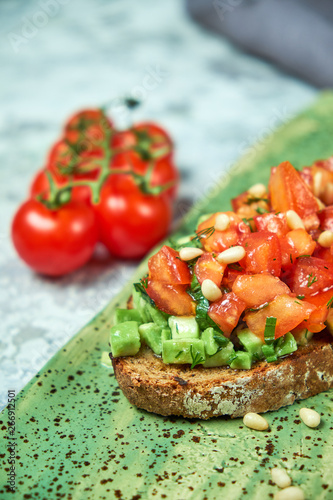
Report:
203,343,234,368
237,329,264,359
168,316,199,339
114,308,142,325
162,339,205,365
110,321,140,357
139,323,163,355
229,351,252,370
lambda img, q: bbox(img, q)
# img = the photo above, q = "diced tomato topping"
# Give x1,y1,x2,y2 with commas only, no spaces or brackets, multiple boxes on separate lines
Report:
296,288,333,333
283,256,333,297
244,294,316,341
146,279,195,316
197,212,251,253
254,212,289,238
241,231,281,276
223,266,245,290
269,161,319,230
231,191,249,212
208,292,246,337
280,229,316,268
148,245,191,285
318,207,333,231
313,246,333,263
232,274,291,309
194,253,226,287
313,157,333,173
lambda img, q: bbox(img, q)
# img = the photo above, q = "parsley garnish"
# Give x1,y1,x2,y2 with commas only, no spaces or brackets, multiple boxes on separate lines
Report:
256,207,269,214
187,273,220,331
297,295,305,300
213,331,229,347
245,196,269,205
190,344,205,369
175,351,183,359
242,217,254,232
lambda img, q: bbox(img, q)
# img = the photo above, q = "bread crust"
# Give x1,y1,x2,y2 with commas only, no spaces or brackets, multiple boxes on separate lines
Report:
112,332,333,419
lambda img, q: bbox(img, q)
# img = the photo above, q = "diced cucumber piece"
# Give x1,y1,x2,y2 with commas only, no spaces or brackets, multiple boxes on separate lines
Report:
161,327,172,342
203,343,234,367
237,329,264,359
168,316,199,339
162,339,205,365
114,308,142,325
262,344,277,363
110,321,140,357
274,332,297,357
229,351,252,370
139,323,163,355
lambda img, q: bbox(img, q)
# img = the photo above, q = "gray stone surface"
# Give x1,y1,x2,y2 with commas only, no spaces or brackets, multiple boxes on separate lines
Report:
0,0,316,409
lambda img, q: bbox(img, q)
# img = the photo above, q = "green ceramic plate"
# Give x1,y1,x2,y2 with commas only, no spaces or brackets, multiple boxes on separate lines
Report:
1,93,333,500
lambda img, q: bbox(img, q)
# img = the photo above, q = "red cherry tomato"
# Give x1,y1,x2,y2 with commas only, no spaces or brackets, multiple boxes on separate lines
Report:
12,199,98,276
94,174,172,259
64,108,113,134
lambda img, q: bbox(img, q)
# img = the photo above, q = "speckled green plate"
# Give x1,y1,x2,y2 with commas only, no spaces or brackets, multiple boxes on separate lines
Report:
1,93,333,500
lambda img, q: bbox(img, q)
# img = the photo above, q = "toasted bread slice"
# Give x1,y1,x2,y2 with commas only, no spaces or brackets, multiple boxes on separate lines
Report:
112,332,333,419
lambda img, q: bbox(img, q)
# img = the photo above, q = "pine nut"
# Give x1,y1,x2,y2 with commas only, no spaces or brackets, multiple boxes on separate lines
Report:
179,247,204,261
274,486,304,500
243,412,269,431
323,182,333,205
299,407,320,428
248,183,267,198
317,230,333,248
271,467,292,489
201,279,222,302
313,171,323,197
315,196,325,210
214,213,230,231
217,246,246,264
286,210,305,230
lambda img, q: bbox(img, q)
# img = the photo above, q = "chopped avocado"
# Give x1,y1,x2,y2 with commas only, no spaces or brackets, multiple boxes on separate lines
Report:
146,303,168,327
202,327,229,355
162,339,205,366
114,308,142,325
203,342,234,367
139,323,163,355
274,332,297,357
229,351,252,370
237,329,264,359
110,321,140,357
168,316,200,339
293,328,314,346
132,286,151,323
161,327,172,342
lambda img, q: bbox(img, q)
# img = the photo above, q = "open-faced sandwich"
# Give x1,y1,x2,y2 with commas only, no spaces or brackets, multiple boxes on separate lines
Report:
110,160,333,419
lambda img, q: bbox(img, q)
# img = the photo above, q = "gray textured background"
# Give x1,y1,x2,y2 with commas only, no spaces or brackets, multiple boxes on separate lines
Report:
0,0,316,409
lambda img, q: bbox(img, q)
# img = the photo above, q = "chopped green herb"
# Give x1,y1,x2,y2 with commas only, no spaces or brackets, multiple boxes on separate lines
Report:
134,282,155,306
298,254,310,259
294,301,302,306
307,273,318,288
264,316,277,345
175,350,183,358
290,254,293,264
327,296,333,309
256,207,269,214
242,217,254,232
213,331,229,347
187,273,220,331
190,344,205,369
228,263,243,272
297,295,305,300
245,196,269,205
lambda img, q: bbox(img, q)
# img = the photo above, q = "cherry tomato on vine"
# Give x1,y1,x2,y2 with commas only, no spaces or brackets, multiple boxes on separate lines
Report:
30,167,96,205
93,174,172,259
111,150,179,201
12,199,98,276
112,121,173,152
64,108,113,134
